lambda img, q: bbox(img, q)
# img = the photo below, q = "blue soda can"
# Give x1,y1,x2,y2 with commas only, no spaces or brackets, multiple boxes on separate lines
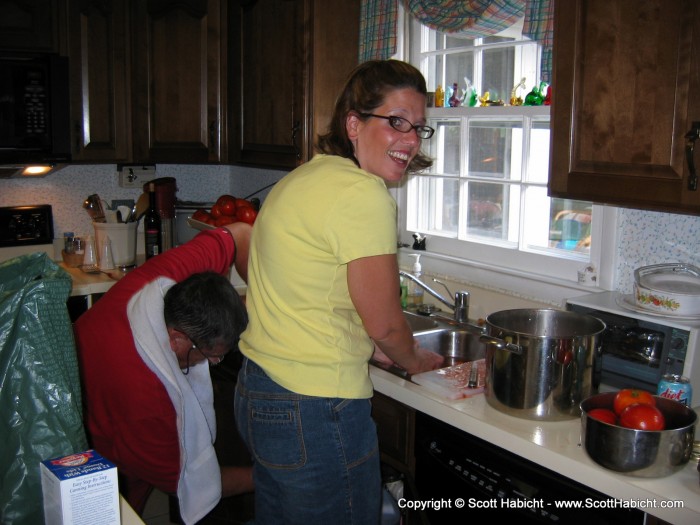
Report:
657,374,692,406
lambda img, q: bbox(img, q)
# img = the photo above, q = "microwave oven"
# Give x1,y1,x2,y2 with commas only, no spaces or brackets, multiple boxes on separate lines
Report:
567,291,700,399
0,54,71,166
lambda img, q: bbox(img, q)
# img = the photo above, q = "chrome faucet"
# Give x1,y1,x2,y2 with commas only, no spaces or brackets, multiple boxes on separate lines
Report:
399,271,470,323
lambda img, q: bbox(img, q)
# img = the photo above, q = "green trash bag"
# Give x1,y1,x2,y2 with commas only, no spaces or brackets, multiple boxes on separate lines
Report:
0,252,88,525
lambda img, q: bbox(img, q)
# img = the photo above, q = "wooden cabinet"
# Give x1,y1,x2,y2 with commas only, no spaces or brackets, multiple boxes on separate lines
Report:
372,391,416,473
0,0,64,52
229,0,360,169
69,0,226,163
549,0,700,215
131,0,227,163
68,0,131,162
372,391,425,525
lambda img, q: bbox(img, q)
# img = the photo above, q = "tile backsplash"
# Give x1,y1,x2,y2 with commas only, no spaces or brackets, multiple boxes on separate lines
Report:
0,163,286,243
615,208,700,293
1,163,699,295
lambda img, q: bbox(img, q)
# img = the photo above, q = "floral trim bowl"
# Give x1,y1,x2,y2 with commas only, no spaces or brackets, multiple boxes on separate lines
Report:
634,264,700,317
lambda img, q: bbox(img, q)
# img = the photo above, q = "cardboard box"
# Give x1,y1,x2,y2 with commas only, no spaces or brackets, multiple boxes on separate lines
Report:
40,450,120,525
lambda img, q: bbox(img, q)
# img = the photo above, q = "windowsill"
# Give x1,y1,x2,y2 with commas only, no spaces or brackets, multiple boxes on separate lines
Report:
397,249,605,309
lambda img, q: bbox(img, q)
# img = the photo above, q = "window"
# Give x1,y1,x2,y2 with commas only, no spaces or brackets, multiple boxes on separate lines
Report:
395,13,613,291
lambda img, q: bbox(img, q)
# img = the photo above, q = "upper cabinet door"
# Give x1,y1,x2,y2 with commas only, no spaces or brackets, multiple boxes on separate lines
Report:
131,0,226,163
68,0,132,162
229,0,304,169
0,0,62,52
229,0,360,170
549,0,700,214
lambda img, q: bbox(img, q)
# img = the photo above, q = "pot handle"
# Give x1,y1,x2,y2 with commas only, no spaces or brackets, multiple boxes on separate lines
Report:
479,335,523,355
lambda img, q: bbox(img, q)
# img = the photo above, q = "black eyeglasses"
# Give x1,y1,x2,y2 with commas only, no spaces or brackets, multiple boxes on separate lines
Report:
359,113,435,139
183,344,226,375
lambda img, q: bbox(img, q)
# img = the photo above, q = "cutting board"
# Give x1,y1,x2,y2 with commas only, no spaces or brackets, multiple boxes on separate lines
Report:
412,359,486,400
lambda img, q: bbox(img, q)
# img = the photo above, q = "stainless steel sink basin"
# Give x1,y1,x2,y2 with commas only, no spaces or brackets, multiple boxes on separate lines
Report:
403,310,439,332
370,311,486,378
413,328,485,367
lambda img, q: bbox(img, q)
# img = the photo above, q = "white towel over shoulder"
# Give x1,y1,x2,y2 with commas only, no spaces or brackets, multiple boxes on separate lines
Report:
127,276,221,525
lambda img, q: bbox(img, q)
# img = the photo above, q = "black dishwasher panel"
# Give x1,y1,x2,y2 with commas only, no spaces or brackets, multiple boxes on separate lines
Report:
414,412,644,524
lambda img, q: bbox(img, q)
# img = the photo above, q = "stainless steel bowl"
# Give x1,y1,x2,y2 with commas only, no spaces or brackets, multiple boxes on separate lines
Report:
581,392,697,478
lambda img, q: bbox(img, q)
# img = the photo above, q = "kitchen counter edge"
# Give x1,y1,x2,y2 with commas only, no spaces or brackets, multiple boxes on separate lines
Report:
370,366,700,524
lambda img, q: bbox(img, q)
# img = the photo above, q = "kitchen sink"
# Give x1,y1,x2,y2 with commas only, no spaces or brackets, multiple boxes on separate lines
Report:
403,310,440,332
370,311,486,379
412,328,485,368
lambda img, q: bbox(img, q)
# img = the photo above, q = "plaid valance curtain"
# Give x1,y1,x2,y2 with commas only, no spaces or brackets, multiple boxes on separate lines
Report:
359,0,554,82
358,0,400,63
522,0,554,82
404,0,526,36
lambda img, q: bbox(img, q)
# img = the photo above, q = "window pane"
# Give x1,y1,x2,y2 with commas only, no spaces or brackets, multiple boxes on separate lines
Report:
523,188,591,257
482,47,515,102
409,175,459,235
426,119,461,175
549,198,592,254
467,181,505,239
446,34,475,49
483,35,515,44
527,120,550,183
445,52,474,103
468,120,522,181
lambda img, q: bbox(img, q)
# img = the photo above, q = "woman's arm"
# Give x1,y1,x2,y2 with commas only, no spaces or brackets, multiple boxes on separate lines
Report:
224,222,252,283
347,254,443,375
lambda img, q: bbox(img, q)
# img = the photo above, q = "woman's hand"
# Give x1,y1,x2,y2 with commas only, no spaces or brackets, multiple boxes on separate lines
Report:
408,345,445,375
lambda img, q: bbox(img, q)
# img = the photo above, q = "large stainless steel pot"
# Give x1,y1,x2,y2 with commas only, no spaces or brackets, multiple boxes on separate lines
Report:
481,309,605,421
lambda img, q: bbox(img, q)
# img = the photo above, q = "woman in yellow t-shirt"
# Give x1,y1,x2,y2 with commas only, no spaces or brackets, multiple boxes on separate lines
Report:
235,60,444,525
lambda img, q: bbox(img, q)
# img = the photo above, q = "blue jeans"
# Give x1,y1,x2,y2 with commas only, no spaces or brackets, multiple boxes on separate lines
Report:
234,358,382,525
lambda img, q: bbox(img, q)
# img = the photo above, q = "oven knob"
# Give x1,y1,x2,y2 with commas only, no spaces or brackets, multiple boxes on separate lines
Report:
671,337,686,350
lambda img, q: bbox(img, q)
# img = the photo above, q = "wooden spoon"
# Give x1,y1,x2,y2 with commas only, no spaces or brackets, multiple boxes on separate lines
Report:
134,192,149,222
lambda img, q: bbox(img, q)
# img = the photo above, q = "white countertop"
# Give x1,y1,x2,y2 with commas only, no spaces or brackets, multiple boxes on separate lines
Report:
60,263,124,296
370,366,700,525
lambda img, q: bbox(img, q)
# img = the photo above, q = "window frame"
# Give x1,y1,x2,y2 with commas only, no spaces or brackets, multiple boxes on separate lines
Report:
391,9,618,304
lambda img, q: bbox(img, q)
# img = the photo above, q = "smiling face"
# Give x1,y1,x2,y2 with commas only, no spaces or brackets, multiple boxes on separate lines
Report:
346,88,427,183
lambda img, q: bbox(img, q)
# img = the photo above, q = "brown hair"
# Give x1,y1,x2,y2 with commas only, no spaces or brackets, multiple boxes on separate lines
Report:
316,59,433,173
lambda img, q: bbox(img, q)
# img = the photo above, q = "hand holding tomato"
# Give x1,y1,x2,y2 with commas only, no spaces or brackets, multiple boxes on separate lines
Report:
613,388,655,415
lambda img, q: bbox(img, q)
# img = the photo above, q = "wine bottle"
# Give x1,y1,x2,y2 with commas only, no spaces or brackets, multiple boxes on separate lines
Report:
144,182,162,259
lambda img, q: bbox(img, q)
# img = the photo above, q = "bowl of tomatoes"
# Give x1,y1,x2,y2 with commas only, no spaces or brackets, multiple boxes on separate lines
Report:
188,194,259,230
581,389,697,477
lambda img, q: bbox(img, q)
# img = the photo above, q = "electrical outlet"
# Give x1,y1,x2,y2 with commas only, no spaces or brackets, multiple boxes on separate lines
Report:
118,165,157,189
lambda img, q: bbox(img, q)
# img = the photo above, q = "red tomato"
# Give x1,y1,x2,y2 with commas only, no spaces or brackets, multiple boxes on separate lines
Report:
236,206,258,225
587,408,617,425
235,198,253,209
210,203,223,219
191,208,211,223
216,195,237,216
613,389,656,415
619,403,665,431
215,215,236,227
